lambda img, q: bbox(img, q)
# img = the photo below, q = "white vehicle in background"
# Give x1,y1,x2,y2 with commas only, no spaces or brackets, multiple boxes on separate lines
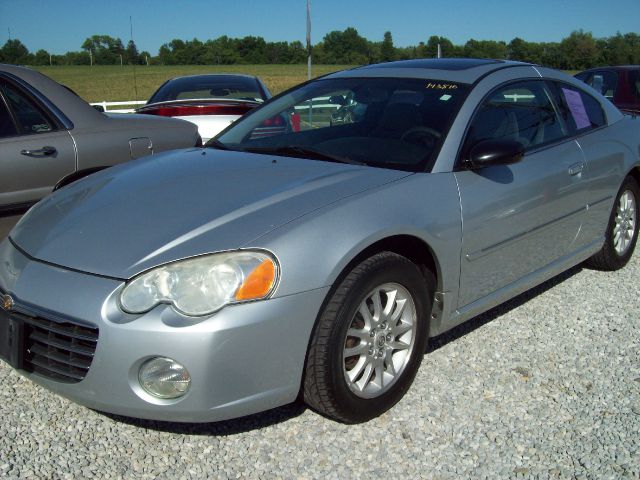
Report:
137,74,271,142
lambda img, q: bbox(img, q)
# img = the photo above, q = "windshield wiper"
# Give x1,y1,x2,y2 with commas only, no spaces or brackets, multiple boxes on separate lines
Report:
245,145,364,165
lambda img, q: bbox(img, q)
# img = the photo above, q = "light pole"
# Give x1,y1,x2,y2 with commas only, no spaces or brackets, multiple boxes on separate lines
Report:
307,0,311,80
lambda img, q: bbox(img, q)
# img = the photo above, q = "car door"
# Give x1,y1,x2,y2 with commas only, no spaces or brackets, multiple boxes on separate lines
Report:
454,80,590,309
548,80,624,247
0,77,76,209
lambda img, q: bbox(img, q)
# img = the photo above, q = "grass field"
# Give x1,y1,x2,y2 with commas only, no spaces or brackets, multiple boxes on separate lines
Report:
33,64,354,103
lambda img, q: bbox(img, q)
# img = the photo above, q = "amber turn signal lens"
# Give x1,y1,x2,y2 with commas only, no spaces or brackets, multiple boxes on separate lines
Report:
235,259,276,301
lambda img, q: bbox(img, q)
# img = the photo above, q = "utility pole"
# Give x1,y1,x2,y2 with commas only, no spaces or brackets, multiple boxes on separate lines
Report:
306,0,311,80
120,54,123,66
49,54,52,66
89,49,93,66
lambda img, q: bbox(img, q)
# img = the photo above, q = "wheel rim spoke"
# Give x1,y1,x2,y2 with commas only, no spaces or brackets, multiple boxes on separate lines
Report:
347,328,369,342
344,342,368,358
355,361,375,391
374,364,385,389
392,320,413,338
347,356,368,383
390,298,407,323
382,288,397,318
358,304,374,330
388,339,410,350
371,289,383,323
384,348,397,377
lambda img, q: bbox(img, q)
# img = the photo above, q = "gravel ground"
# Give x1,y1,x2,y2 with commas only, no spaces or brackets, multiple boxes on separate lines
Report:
0,229,638,478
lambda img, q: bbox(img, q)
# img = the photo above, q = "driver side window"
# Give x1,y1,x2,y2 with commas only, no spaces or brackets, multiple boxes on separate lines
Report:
465,81,567,154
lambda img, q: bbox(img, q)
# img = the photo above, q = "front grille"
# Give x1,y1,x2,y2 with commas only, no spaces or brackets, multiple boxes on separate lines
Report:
11,310,99,383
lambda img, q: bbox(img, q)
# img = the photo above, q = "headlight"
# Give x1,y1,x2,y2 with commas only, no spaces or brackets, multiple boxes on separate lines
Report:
119,250,279,316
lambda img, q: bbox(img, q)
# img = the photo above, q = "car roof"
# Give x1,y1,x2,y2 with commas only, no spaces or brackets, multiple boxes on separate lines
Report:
0,63,106,125
326,58,533,84
579,65,640,73
167,73,258,82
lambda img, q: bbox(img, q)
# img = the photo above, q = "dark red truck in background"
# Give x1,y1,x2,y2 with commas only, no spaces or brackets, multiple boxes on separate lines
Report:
576,66,640,114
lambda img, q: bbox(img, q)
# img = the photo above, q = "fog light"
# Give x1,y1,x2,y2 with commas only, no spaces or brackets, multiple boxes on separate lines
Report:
138,357,191,399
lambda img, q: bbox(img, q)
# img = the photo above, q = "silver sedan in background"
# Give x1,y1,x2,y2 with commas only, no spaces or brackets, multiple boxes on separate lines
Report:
0,64,200,212
0,59,638,424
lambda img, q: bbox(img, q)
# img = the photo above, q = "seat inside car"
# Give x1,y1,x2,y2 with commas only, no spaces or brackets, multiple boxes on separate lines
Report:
372,102,423,139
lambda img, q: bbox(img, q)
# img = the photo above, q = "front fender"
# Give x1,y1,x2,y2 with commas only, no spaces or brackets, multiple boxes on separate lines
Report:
246,172,463,308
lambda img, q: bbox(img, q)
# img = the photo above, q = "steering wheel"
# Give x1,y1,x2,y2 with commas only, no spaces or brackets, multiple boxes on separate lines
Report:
400,126,442,146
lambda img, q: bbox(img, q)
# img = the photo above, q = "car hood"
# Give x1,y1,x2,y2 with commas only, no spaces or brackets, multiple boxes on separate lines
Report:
11,149,410,279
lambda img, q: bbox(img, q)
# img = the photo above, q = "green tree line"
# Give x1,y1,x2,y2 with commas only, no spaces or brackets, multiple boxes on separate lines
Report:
1,29,639,70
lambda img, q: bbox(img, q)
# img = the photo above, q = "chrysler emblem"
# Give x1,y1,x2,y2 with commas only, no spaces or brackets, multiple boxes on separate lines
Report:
1,294,14,312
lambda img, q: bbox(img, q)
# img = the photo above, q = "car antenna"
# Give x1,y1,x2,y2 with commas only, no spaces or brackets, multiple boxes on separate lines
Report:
130,15,139,102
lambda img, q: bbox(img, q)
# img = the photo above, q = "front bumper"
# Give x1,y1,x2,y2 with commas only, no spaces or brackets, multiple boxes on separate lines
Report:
0,239,329,422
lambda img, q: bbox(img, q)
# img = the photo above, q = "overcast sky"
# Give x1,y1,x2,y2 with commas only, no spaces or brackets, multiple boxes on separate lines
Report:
1,0,638,55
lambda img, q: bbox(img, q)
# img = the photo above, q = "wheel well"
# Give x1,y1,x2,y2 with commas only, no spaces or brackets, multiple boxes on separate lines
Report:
54,167,106,191
299,235,441,399
337,235,440,294
630,166,640,188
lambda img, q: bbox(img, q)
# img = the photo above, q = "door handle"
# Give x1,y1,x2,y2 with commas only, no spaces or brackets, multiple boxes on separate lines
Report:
568,162,584,176
20,146,57,157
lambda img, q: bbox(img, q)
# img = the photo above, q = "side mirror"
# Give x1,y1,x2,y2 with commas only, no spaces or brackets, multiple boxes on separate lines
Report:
328,95,346,106
92,104,105,113
465,139,525,169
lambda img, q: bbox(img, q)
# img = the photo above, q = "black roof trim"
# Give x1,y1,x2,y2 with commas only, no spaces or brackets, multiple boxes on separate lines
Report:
578,65,640,72
360,58,506,71
470,63,538,87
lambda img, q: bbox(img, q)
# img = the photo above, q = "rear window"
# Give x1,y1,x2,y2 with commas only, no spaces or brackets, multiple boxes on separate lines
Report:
149,75,264,103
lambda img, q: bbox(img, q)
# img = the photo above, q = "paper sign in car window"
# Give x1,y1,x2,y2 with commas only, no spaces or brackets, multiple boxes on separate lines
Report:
562,88,590,129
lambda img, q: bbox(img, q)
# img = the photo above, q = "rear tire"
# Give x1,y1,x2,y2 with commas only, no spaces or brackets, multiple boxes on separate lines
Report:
303,252,432,423
586,176,639,271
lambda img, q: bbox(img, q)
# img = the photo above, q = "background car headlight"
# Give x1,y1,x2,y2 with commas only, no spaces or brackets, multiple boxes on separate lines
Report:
120,250,278,316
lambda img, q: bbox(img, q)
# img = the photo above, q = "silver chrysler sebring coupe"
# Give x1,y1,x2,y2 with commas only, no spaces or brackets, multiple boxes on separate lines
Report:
1,59,639,423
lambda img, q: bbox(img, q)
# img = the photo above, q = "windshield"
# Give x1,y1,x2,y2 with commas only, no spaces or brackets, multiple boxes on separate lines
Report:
212,77,469,172
149,75,265,103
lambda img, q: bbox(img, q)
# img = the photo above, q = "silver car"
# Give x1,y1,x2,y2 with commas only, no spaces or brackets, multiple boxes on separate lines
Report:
0,59,638,423
0,64,200,212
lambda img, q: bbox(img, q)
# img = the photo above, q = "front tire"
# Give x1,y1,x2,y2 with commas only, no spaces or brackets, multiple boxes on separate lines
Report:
303,252,432,423
586,176,639,271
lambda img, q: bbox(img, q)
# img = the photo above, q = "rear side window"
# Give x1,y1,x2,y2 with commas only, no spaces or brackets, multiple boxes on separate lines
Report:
0,81,55,135
0,97,18,138
465,80,567,152
550,82,606,133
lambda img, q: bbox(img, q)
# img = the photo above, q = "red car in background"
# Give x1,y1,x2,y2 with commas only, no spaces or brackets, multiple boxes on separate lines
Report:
576,66,640,114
